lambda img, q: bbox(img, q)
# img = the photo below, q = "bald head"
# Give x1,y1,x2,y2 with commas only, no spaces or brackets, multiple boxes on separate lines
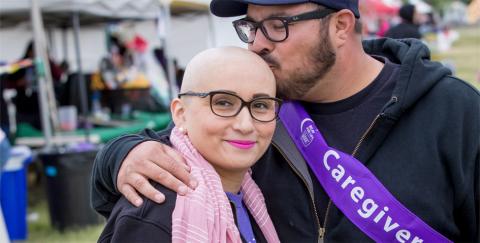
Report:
180,46,275,93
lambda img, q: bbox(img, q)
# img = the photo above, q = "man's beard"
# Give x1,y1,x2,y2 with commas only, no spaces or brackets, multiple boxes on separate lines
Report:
262,26,336,100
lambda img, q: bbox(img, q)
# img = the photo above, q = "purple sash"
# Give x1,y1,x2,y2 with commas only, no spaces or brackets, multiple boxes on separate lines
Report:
279,101,451,243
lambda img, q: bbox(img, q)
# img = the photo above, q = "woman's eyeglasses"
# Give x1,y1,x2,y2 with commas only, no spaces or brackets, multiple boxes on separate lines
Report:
178,90,282,122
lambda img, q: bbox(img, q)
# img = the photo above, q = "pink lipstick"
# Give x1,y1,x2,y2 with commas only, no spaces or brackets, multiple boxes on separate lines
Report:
227,140,255,149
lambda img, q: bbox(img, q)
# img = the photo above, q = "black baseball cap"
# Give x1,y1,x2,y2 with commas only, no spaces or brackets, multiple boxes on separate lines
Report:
210,0,360,18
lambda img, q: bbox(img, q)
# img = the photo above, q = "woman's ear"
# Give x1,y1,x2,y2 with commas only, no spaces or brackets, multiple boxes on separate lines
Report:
170,98,187,128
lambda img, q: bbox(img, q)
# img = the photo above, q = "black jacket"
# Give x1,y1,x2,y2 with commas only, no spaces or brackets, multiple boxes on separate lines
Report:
97,183,268,243
91,38,480,242
385,22,422,40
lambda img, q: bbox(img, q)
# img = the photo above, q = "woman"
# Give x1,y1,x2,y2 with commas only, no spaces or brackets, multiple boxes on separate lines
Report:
98,47,281,243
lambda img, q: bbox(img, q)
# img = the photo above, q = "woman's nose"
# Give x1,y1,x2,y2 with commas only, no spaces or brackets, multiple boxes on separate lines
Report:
232,106,255,133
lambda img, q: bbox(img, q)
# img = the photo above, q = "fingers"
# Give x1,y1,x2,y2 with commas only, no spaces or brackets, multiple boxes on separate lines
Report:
118,183,144,207
119,154,173,204
163,146,198,189
116,141,198,207
143,159,190,195
116,141,166,205
129,172,166,203
117,157,167,205
164,146,191,172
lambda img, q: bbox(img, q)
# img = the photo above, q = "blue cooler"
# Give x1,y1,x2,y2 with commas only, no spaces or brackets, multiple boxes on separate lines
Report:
0,146,32,241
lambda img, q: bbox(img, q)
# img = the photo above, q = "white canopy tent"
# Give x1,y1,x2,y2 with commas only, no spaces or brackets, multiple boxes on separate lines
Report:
0,0,212,27
0,0,223,147
0,0,242,70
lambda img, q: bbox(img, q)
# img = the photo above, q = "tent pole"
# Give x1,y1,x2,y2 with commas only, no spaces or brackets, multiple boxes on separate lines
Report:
160,4,177,102
62,27,68,62
207,13,217,48
31,0,53,149
72,12,91,142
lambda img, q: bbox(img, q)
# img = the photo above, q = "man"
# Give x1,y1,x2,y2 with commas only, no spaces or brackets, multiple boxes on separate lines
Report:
385,4,422,39
91,0,480,242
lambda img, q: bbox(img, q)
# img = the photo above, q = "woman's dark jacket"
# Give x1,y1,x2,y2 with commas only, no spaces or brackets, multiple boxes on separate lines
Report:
98,182,268,243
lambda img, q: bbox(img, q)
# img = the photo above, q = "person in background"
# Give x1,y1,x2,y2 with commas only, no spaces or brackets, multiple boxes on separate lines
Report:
173,59,185,90
3,41,63,129
375,17,390,37
91,0,479,242
385,4,423,39
97,47,281,243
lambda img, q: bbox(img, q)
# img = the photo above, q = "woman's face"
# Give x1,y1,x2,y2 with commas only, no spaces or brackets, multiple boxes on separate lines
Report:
174,63,277,176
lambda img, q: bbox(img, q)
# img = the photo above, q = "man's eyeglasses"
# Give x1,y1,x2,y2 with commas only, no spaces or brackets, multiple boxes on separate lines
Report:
232,8,336,44
178,91,282,122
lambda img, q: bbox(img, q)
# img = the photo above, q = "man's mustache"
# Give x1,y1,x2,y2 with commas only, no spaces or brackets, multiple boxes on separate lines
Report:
260,54,280,68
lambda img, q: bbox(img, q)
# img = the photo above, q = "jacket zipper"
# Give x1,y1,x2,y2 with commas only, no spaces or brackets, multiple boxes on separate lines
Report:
352,96,398,156
271,143,323,243
352,114,381,156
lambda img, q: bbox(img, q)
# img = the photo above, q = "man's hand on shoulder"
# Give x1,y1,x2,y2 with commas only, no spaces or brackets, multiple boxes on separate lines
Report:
117,141,198,206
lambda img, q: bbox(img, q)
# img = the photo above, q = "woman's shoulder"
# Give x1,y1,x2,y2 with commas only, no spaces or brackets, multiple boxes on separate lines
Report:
107,182,176,230
116,182,176,222
99,183,177,242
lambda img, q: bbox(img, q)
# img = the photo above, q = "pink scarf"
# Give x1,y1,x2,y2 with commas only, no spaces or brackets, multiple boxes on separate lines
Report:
170,127,280,243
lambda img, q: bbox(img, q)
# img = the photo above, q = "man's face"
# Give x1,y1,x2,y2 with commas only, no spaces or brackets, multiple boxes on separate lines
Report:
245,3,337,100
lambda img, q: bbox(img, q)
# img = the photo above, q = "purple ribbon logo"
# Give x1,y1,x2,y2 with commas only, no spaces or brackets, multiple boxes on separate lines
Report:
300,118,315,147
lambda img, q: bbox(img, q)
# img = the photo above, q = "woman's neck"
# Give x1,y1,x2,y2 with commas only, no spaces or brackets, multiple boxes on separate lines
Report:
215,168,248,194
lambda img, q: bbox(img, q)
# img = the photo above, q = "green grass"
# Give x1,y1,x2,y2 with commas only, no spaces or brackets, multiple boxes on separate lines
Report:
26,200,105,243
433,25,480,89
23,171,105,243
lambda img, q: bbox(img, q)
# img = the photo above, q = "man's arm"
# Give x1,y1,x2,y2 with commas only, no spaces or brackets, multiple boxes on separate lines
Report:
91,128,169,217
91,124,196,218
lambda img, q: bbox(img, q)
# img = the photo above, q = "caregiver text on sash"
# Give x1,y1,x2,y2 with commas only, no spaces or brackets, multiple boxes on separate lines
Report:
302,120,423,242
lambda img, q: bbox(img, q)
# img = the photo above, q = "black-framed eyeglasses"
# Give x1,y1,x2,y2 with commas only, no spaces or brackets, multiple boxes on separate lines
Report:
232,8,336,44
178,90,283,122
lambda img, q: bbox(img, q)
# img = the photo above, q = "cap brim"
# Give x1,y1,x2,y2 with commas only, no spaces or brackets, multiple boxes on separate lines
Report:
210,0,309,17
210,0,248,17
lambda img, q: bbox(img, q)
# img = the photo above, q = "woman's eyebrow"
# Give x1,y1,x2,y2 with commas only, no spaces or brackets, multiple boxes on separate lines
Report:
214,89,236,94
211,90,272,98
252,93,272,98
